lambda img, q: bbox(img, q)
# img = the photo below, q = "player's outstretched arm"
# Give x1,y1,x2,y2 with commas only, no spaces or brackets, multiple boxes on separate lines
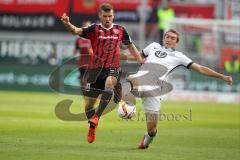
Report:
61,13,82,35
190,63,233,85
127,43,144,64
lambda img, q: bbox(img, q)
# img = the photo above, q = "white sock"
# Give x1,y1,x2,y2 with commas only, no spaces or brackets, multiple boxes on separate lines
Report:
143,132,154,146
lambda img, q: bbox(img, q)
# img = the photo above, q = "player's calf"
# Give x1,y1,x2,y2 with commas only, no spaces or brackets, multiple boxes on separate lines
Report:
95,88,113,117
113,82,122,103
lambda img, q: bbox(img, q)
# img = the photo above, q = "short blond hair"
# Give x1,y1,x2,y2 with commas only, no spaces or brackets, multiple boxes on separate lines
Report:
98,3,113,13
164,29,180,43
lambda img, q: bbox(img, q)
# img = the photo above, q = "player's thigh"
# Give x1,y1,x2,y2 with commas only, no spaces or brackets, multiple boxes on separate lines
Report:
105,68,121,88
143,96,161,113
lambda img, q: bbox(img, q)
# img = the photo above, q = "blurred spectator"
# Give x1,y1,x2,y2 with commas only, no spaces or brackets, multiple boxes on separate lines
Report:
73,20,93,85
48,46,61,66
157,0,175,45
224,55,240,73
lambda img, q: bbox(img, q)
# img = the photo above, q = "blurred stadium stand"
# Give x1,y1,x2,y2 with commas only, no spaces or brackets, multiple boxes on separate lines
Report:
0,0,239,102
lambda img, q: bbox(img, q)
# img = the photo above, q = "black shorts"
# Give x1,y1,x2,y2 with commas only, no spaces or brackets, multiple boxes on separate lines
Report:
79,68,121,97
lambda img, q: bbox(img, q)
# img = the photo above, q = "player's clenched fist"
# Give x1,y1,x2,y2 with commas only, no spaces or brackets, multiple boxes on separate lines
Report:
60,12,81,35
223,76,233,85
61,13,69,25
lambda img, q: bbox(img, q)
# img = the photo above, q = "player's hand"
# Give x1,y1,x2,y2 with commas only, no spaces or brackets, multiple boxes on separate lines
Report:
223,76,233,85
61,13,70,25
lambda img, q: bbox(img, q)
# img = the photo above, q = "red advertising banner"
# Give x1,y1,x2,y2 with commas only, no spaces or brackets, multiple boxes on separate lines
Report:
0,1,214,18
0,0,215,31
72,0,158,14
170,3,214,19
0,0,69,17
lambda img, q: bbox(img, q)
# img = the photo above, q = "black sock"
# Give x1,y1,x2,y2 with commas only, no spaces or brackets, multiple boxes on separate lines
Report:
148,130,157,137
95,88,113,117
90,124,95,128
85,108,95,120
113,82,122,103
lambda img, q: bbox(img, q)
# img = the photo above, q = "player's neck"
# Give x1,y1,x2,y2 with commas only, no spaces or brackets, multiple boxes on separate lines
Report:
101,23,113,30
163,46,175,51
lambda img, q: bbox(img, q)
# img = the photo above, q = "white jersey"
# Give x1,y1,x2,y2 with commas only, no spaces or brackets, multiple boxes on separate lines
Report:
142,42,193,80
131,42,193,96
131,42,193,113
133,42,193,113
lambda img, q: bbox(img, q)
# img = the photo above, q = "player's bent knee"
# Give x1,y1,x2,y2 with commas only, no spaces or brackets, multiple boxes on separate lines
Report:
105,76,117,88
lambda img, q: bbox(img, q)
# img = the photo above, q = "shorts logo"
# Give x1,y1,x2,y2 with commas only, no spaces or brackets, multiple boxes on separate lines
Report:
155,51,167,58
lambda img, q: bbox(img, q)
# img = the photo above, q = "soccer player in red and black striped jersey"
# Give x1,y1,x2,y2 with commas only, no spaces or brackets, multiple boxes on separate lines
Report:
61,3,143,143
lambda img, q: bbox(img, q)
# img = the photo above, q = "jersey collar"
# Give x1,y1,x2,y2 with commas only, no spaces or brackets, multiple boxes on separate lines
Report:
100,23,114,30
163,46,175,52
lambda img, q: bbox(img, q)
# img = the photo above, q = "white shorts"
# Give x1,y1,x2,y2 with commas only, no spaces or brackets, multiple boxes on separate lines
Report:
142,96,161,113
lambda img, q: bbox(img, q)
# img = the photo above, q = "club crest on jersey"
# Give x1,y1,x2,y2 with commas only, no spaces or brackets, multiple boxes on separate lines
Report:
155,51,167,58
113,29,119,34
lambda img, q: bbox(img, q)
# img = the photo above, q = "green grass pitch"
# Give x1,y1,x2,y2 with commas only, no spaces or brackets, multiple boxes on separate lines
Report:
0,91,239,160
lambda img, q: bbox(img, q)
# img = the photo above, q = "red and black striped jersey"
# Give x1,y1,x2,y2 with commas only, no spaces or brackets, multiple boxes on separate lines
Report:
81,23,132,68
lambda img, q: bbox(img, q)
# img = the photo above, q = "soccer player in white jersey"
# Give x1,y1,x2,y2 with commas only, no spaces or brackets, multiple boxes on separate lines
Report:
125,29,233,149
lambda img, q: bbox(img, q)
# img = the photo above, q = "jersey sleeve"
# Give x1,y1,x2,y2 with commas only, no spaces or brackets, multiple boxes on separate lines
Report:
122,27,132,45
81,24,95,39
178,52,193,69
142,42,159,57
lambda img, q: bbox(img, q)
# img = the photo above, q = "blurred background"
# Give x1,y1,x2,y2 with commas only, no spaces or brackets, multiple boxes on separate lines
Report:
0,0,239,103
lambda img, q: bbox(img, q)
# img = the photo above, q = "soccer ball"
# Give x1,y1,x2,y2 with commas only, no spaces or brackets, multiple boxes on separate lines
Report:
117,101,136,119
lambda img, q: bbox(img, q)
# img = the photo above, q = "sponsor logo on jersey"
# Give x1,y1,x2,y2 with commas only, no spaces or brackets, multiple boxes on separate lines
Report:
98,35,118,39
155,51,167,58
